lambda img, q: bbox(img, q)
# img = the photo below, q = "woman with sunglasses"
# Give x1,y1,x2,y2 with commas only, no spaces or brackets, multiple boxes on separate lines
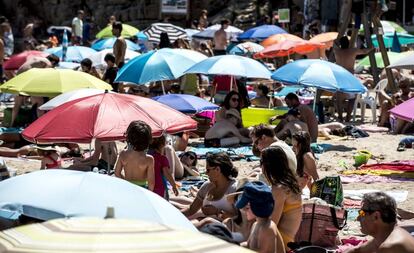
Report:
215,91,242,125
260,146,302,251
291,131,319,190
181,152,238,220
179,151,199,177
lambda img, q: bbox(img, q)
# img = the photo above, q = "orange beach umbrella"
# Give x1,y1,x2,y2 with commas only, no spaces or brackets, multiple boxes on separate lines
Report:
255,40,325,59
261,34,303,47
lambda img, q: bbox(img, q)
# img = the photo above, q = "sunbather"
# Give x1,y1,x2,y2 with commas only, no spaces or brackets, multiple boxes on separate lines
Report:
275,108,309,142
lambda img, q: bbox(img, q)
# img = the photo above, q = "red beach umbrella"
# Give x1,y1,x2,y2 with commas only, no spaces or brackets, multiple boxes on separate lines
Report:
3,50,49,70
22,92,197,143
254,40,324,58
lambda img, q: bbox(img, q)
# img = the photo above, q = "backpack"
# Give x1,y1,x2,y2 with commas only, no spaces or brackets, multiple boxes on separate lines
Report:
310,176,343,207
295,199,348,247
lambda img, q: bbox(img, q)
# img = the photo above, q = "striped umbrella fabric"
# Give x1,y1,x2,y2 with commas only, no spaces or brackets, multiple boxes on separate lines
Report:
62,29,69,61
143,23,187,43
0,218,254,253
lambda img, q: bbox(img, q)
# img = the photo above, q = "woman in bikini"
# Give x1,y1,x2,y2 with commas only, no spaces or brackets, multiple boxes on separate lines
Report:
38,146,62,169
261,146,302,251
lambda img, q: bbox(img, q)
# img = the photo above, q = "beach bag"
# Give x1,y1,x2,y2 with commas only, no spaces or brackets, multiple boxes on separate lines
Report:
310,176,343,207
295,200,347,247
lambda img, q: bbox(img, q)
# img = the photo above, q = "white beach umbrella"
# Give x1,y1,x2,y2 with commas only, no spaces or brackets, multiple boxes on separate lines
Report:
88,48,140,69
192,24,243,40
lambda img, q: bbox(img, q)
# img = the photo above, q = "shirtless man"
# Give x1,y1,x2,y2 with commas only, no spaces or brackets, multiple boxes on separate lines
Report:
71,139,118,172
112,21,126,68
276,108,309,141
204,109,251,147
237,181,285,253
345,192,414,253
213,19,229,56
114,121,154,191
334,36,373,122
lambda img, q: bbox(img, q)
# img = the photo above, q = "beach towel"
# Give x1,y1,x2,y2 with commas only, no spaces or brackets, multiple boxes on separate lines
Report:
343,126,369,138
399,136,414,148
342,169,414,178
343,189,408,203
188,146,259,161
358,124,389,133
359,160,414,171
340,174,414,184
310,143,332,154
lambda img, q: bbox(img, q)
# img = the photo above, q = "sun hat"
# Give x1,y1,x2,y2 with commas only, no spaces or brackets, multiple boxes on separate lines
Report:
226,177,250,203
225,108,241,120
235,181,274,218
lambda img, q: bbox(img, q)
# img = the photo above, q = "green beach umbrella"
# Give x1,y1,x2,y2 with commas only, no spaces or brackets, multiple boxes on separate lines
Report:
96,24,139,39
357,52,411,68
359,20,407,34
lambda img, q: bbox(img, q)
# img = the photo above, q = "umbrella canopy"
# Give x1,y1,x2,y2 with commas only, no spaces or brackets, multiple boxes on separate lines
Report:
184,55,271,79
229,42,264,56
115,48,207,84
15,57,52,75
3,50,49,70
153,94,219,114
0,217,252,252
0,170,195,231
360,20,407,34
45,46,96,62
56,61,80,69
192,24,243,40
356,52,410,68
309,32,338,45
91,37,140,51
22,92,197,143
371,33,414,48
255,40,324,58
389,97,414,122
88,48,140,68
271,59,367,93
143,23,187,43
387,51,414,69
0,68,112,97
96,24,139,39
237,24,287,41
39,88,113,110
185,28,200,40
261,33,303,47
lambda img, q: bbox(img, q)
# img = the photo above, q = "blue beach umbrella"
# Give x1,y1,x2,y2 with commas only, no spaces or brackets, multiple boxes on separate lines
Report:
237,24,287,41
91,37,140,51
61,29,69,61
115,48,207,84
0,170,196,231
229,42,264,56
46,46,96,62
271,59,367,93
153,94,219,114
184,55,272,79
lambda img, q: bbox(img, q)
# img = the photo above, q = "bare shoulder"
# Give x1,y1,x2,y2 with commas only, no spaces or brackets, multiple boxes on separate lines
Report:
303,152,315,161
379,227,414,253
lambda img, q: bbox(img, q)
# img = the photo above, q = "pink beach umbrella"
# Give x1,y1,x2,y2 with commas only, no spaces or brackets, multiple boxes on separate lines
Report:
389,97,414,122
22,92,197,143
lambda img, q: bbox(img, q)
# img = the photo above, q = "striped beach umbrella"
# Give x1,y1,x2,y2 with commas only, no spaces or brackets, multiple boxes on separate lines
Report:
143,23,187,43
62,29,69,61
0,218,253,252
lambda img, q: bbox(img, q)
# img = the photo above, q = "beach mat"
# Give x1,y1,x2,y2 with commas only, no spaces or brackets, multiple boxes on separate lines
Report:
359,160,414,171
188,146,259,161
341,174,414,183
342,169,414,178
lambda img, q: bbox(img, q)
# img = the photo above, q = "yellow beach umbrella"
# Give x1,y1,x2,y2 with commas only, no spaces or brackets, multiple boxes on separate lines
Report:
0,68,112,97
96,24,139,39
0,218,253,253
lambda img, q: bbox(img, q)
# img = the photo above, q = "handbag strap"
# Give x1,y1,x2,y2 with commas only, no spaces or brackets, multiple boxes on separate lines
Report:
329,207,348,230
308,203,316,242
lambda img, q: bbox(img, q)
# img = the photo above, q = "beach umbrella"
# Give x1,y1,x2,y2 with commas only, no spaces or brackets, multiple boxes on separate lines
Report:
271,59,367,93
39,88,113,110
143,23,187,43
3,50,49,70
237,24,287,41
22,92,197,143
45,46,96,62
391,31,402,52
0,68,112,97
254,40,324,58
192,24,243,40
115,48,207,84
91,37,140,51
229,41,264,56
153,94,219,114
185,28,200,40
0,218,252,252
261,33,303,47
61,29,69,61
0,170,195,231
136,31,148,40
96,24,139,39
309,32,338,46
387,51,414,69
389,97,414,122
371,33,414,48
15,57,52,74
56,61,80,69
184,55,271,79
360,20,407,35
356,52,410,68
88,48,140,68
46,26,71,34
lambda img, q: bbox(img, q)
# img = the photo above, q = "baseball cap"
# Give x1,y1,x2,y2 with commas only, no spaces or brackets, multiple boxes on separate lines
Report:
235,181,274,218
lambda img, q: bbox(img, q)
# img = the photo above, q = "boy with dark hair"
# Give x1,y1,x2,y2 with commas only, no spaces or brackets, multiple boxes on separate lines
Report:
114,120,155,191
112,21,126,68
236,181,285,253
102,53,118,91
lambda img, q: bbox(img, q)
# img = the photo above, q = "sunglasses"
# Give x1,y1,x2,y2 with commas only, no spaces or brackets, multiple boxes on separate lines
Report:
231,97,239,102
358,209,375,217
186,154,195,160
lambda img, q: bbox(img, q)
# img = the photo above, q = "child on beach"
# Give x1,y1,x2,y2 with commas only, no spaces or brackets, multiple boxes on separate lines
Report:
236,181,285,253
148,135,179,199
114,121,155,191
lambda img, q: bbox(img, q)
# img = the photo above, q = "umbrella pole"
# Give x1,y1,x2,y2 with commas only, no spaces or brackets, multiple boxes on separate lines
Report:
161,81,166,95
313,89,317,113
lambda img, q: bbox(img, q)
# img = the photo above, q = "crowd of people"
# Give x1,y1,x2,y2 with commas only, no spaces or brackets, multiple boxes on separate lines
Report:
0,3,414,253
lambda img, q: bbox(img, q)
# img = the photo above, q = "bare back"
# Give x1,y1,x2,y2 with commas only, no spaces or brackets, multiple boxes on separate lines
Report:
113,37,126,66
213,29,227,50
334,48,362,73
100,142,118,166
248,220,285,253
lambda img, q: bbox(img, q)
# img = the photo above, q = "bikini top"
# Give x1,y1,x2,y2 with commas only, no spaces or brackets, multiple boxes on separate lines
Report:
45,155,62,169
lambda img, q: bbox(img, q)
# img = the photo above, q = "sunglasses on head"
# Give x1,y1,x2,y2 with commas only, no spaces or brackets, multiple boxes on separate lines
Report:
231,97,239,102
